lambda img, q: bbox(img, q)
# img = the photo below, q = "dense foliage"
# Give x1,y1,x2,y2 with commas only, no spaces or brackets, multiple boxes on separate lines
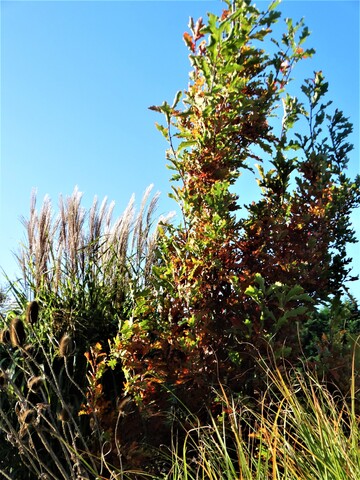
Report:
115,0,359,410
0,0,359,478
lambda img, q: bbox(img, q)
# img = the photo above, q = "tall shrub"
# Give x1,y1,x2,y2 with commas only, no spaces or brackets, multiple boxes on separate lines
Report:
115,0,360,412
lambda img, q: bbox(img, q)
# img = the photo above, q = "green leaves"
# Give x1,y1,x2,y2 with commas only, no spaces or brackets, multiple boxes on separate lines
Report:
300,71,329,109
245,274,313,335
268,0,281,12
281,93,306,131
155,122,169,140
328,109,354,168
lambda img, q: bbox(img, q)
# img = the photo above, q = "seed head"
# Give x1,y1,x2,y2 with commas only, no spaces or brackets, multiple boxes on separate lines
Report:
26,300,39,324
21,408,37,425
10,318,26,348
0,328,11,345
59,334,74,357
27,376,43,393
24,344,34,356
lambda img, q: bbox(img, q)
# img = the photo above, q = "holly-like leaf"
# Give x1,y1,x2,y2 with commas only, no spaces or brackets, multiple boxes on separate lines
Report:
183,31,195,52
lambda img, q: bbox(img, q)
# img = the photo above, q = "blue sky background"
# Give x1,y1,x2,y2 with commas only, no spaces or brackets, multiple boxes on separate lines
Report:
1,0,359,298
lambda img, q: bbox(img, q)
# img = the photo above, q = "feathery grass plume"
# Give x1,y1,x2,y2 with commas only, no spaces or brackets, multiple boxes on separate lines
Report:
18,191,54,292
26,300,39,324
99,194,134,301
132,184,159,267
18,190,37,283
58,334,74,357
145,210,176,281
88,195,111,248
37,195,53,283
27,376,43,393
10,317,26,347
0,328,11,344
59,186,86,276
105,193,135,269
15,185,166,306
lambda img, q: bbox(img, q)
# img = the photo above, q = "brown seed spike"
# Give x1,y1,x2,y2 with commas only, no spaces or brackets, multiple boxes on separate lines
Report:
0,328,11,344
10,318,26,348
26,300,39,324
24,344,34,356
21,408,37,425
27,376,43,393
59,334,74,357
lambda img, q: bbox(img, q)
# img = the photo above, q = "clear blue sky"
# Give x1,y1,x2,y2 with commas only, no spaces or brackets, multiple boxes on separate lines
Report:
1,0,359,298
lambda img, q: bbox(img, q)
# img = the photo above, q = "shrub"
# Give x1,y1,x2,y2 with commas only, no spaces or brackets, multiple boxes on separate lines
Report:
115,0,360,418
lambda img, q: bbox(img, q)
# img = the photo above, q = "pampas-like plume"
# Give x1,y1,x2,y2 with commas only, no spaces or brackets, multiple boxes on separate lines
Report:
10,318,26,347
17,185,169,291
26,300,39,324
18,191,54,292
59,186,86,276
59,334,74,357
132,185,160,275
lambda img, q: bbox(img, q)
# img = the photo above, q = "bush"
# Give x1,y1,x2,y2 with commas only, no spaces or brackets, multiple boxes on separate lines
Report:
115,0,360,416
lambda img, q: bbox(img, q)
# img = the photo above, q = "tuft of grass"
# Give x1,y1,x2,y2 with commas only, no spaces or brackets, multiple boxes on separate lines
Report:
5,185,173,346
1,330,359,479
162,354,360,480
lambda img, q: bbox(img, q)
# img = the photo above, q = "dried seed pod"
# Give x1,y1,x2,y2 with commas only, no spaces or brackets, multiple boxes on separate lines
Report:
59,334,74,357
21,408,37,425
26,300,39,324
27,376,43,393
10,318,26,347
0,328,11,344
